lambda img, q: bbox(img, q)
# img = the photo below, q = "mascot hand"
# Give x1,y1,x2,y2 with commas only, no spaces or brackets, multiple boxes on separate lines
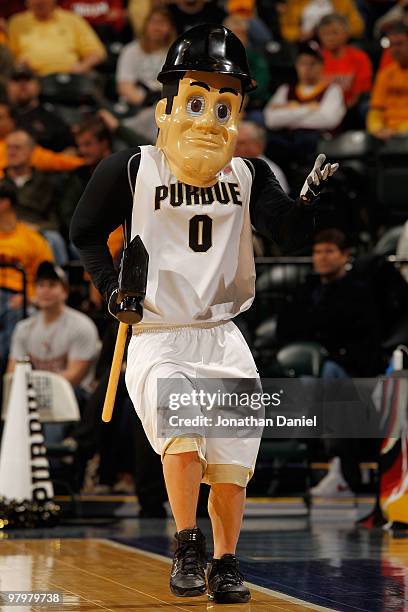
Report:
300,154,339,203
107,287,121,320
108,286,144,324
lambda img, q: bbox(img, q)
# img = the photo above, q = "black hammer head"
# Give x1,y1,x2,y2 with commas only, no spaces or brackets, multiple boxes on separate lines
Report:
118,235,149,298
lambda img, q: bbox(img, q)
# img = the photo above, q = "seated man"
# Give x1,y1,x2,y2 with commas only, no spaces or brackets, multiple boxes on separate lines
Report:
277,229,386,498
264,42,346,167
7,261,99,401
59,114,146,243
277,228,385,377
3,129,68,265
0,181,53,366
0,101,83,175
8,0,106,76
367,22,408,139
7,66,74,152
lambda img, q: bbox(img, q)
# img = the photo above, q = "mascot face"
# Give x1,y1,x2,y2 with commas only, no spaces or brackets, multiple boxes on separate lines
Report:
155,71,243,187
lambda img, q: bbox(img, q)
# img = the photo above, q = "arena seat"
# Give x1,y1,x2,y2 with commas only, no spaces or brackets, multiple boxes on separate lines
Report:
40,73,97,106
276,342,328,378
255,262,311,321
373,225,404,256
317,130,372,160
376,137,408,220
256,263,311,293
253,317,277,349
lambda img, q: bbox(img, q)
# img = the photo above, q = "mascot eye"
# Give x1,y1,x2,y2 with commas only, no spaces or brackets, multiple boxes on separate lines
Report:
215,102,231,123
186,96,205,116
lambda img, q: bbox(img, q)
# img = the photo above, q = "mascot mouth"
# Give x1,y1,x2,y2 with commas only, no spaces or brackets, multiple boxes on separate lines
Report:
187,136,222,148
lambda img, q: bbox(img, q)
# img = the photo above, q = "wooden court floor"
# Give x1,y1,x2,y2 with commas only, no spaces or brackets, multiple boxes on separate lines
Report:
0,538,332,611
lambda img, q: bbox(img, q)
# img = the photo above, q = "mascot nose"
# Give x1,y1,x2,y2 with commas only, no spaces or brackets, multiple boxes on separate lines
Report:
196,108,218,132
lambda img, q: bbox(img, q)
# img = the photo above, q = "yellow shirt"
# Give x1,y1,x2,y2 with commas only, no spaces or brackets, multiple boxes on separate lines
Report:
8,8,106,75
0,222,53,297
280,0,364,43
368,62,408,132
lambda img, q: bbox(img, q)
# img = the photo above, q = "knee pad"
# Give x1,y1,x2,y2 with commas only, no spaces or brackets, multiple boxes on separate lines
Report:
162,436,207,475
203,464,253,488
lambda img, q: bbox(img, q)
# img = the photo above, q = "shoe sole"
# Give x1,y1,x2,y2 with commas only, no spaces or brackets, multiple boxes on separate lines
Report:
208,591,251,603
170,584,207,597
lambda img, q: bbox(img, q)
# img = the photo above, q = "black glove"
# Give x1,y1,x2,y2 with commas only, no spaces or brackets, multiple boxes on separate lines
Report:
107,287,143,325
300,154,339,203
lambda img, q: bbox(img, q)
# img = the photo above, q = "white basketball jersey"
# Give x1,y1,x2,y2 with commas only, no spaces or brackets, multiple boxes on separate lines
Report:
130,145,255,325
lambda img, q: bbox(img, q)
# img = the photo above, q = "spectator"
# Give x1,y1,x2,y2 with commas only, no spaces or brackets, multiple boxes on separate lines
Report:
223,14,271,111
279,230,388,499
227,0,273,48
377,9,408,71
7,260,99,410
279,0,364,43
0,181,53,364
374,0,408,39
235,121,289,193
367,22,408,139
60,0,129,44
264,42,346,166
59,117,113,238
127,0,162,38
318,14,372,113
277,229,384,377
8,0,106,76
116,8,176,107
59,113,145,241
7,66,74,152
2,129,68,265
167,0,226,34
0,102,84,175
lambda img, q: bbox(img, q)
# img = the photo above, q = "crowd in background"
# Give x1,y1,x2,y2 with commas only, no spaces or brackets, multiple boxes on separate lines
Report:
0,0,408,513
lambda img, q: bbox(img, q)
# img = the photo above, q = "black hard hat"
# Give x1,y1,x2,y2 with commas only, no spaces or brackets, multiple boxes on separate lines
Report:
157,24,256,93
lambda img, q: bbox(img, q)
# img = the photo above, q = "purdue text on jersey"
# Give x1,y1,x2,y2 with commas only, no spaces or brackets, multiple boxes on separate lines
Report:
155,182,243,210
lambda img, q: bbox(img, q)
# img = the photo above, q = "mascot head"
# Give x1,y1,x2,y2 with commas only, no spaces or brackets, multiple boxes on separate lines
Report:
155,24,256,187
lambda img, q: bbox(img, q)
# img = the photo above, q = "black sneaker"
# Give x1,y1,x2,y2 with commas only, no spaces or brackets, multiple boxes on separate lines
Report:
170,527,207,597
207,554,250,604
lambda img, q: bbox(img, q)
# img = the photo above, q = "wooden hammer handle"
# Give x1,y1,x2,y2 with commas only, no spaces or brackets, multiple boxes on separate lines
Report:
102,322,128,423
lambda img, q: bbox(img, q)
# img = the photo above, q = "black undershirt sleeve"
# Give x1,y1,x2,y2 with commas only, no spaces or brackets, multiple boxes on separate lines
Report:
244,157,316,254
70,147,141,300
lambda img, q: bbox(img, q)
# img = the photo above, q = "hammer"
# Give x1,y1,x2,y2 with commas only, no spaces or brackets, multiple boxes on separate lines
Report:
102,234,149,422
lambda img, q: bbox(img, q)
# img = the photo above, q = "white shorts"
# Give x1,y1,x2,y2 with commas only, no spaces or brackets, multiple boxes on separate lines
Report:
125,320,261,487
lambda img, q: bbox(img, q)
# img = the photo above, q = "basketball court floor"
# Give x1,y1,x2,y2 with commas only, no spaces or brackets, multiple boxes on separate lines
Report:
1,499,407,611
